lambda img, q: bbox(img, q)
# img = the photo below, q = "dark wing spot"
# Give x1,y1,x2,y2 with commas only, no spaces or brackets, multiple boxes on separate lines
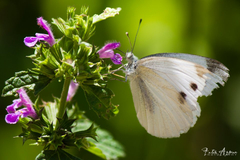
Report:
180,92,187,99
179,92,187,104
190,83,198,91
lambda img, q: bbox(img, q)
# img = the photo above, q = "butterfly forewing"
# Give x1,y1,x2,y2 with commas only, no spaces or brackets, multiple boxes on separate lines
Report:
146,53,229,96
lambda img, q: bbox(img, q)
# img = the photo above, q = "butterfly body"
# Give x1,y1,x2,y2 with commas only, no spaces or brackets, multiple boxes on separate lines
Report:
125,52,229,138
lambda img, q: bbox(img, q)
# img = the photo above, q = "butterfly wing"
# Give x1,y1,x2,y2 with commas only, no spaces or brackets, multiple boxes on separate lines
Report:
129,66,194,138
128,54,229,138
144,53,229,96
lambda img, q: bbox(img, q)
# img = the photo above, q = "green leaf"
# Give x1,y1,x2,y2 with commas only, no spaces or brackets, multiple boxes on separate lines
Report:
57,112,76,132
92,7,121,24
83,141,107,159
50,42,63,62
81,84,119,120
35,149,82,160
87,128,125,160
43,98,59,127
52,18,67,36
58,36,74,53
74,123,97,141
16,125,42,145
31,47,60,79
67,7,76,20
2,70,51,97
74,42,92,79
72,119,125,160
80,6,89,15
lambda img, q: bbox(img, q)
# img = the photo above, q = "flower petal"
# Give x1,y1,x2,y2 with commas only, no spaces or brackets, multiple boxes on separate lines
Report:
37,17,50,32
37,17,55,46
24,37,39,47
98,42,120,54
111,53,122,65
24,17,55,47
19,108,30,118
36,33,50,40
5,113,21,124
17,88,37,119
6,99,22,113
36,33,55,46
99,49,115,58
17,88,32,107
103,42,120,50
5,88,38,124
67,81,79,102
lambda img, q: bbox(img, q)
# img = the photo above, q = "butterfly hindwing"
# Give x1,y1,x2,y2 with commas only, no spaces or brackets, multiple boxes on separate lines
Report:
129,65,194,138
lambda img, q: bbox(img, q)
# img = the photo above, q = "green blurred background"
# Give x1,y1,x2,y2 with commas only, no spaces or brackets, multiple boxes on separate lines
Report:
1,0,240,159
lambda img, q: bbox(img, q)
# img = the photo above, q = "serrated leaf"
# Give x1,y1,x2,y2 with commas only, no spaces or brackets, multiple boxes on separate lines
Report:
72,119,125,160
35,149,82,160
16,125,42,145
57,112,76,132
81,85,119,120
83,141,107,159
74,123,97,141
87,129,125,160
92,7,121,24
2,70,51,97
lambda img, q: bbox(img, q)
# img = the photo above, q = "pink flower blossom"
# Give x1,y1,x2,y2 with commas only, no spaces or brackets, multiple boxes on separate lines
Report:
5,88,37,124
24,17,55,47
97,42,122,65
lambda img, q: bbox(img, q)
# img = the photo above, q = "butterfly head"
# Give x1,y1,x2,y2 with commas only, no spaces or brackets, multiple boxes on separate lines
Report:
125,51,138,76
126,52,138,63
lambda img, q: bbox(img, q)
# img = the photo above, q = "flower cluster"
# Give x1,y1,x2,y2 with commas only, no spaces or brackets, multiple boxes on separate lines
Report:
5,21,125,125
5,20,125,125
5,88,37,124
3,7,126,160
97,42,122,65
24,17,55,47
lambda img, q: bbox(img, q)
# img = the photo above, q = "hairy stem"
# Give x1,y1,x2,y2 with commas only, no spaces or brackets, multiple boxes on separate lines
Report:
56,77,71,128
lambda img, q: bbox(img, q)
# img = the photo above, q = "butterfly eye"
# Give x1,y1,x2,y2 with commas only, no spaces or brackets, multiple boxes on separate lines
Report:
126,52,133,59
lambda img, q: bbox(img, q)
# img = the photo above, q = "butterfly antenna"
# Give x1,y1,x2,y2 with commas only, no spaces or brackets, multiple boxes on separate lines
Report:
132,19,142,52
126,32,133,52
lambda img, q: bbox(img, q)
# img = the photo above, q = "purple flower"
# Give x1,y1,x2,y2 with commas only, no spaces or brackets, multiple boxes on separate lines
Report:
5,88,37,124
97,42,122,64
111,53,122,65
24,17,55,47
67,80,79,102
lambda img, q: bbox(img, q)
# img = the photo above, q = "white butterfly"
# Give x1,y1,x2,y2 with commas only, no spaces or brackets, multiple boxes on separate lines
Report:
125,52,229,138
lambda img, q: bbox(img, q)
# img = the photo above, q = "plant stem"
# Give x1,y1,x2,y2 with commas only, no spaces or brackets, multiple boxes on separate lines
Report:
56,77,71,127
